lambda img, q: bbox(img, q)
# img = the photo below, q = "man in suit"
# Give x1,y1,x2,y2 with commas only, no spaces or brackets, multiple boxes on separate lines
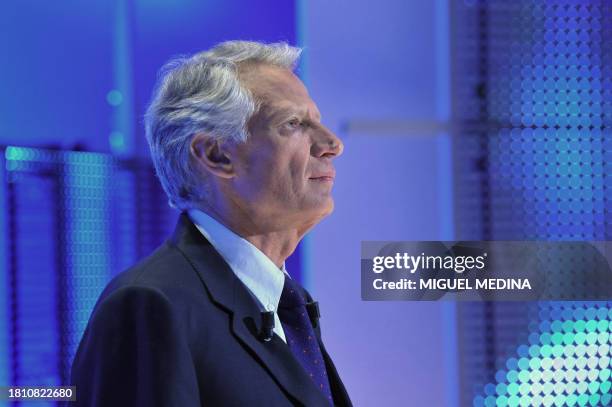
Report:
70,41,351,406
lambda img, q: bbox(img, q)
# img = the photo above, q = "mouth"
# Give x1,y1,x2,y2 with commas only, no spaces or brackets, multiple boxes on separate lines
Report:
309,171,335,182
309,176,334,182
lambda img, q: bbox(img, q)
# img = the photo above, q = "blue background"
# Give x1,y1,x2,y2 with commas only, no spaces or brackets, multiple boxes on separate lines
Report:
1,1,611,406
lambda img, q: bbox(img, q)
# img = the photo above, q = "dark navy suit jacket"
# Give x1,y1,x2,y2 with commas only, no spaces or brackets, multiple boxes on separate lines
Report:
70,213,352,406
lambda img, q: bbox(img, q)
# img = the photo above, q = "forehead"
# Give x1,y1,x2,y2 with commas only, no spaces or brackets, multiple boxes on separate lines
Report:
240,64,320,118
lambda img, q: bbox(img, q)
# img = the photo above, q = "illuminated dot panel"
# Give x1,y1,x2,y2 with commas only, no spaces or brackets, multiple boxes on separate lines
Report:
3,146,173,385
452,1,612,406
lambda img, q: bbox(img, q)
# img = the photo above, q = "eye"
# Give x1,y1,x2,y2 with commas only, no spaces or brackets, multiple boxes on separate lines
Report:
285,118,302,129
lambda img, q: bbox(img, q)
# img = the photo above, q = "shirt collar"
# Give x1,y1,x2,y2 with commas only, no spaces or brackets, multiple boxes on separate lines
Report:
187,209,287,313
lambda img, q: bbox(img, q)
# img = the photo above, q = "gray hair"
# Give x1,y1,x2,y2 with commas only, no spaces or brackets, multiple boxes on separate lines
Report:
144,40,302,210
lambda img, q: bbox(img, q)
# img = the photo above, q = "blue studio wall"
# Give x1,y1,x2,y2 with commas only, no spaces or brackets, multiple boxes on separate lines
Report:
305,0,455,405
0,0,296,155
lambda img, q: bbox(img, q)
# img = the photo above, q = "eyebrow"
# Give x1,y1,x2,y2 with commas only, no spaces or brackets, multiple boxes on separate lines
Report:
269,106,322,123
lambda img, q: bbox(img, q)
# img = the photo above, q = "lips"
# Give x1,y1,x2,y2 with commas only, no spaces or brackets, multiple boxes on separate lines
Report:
309,170,335,181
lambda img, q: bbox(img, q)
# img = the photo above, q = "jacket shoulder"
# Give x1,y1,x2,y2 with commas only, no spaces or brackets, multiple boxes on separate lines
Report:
94,240,204,314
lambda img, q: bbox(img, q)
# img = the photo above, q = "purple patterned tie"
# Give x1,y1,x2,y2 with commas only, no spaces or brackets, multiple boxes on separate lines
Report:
277,275,333,405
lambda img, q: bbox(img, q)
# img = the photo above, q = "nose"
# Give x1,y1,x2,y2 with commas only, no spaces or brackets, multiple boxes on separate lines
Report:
312,124,344,158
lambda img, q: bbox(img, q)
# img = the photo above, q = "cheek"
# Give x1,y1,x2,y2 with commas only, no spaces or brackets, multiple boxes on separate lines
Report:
288,155,311,195
238,152,295,202
271,156,305,198
239,138,311,202
267,143,309,191
261,167,309,210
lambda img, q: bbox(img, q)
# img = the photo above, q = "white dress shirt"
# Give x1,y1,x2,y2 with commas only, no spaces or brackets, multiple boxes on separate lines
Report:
188,209,289,342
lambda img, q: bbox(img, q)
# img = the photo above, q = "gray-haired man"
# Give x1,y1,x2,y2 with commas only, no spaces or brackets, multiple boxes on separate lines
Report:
70,41,351,407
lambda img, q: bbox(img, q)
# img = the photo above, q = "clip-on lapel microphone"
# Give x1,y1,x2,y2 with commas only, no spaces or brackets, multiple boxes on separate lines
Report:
259,301,321,341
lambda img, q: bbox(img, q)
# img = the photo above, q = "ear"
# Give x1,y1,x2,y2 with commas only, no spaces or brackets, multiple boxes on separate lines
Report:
190,133,235,179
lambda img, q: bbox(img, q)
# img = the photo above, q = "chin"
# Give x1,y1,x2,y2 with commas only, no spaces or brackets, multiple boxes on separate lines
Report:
325,198,335,214
314,198,335,218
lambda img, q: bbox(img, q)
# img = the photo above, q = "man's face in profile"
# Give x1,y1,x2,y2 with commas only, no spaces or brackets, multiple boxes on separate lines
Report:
227,64,344,229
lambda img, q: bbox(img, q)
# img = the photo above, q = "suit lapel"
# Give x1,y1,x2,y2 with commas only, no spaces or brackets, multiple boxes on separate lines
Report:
318,338,352,406
170,213,329,406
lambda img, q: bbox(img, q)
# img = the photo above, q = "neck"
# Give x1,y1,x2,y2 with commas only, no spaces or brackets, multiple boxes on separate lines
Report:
196,201,317,269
